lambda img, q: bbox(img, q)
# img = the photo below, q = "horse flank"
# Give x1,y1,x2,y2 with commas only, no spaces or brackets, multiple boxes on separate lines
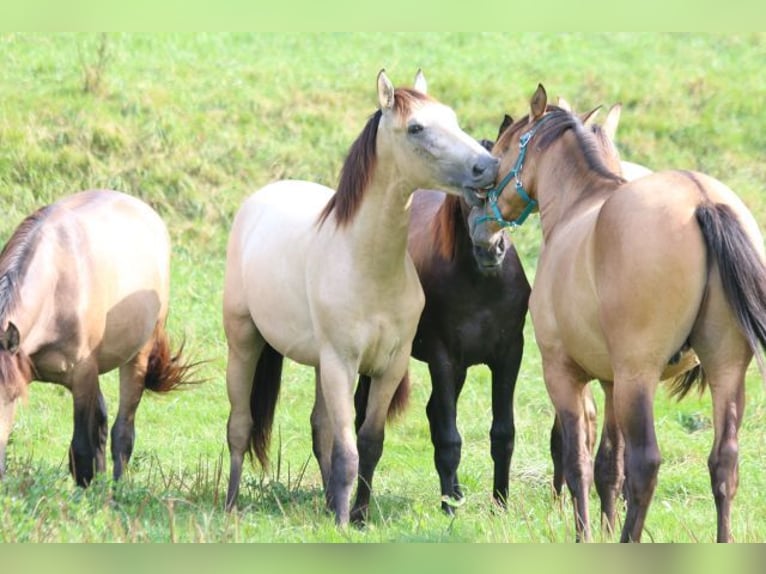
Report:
317,88,433,228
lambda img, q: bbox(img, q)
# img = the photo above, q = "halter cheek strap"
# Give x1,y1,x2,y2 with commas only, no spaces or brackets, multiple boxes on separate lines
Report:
475,116,550,229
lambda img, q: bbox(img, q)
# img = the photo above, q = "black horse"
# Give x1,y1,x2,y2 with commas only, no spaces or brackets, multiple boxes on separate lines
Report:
356,150,531,512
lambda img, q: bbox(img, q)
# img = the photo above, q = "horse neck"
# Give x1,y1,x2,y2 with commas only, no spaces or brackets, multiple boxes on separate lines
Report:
343,162,414,279
535,137,620,242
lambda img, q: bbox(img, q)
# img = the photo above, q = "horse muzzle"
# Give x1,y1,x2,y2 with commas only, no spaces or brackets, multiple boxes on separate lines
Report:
473,243,505,275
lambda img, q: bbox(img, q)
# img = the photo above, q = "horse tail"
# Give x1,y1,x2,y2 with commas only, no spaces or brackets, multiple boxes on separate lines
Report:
250,342,283,467
143,325,199,393
353,370,411,430
387,370,411,421
668,364,706,401
695,201,766,375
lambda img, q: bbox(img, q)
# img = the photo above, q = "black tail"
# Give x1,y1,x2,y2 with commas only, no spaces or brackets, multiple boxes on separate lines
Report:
353,372,411,432
250,343,284,467
696,202,766,373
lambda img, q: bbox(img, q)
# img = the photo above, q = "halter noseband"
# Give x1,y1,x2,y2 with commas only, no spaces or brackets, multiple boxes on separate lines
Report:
476,115,550,229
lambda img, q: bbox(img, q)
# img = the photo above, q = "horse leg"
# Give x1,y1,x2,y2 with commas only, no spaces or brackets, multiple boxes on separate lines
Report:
318,351,358,526
593,380,624,537
424,355,465,514
224,313,264,511
489,348,523,509
69,364,107,486
351,353,410,525
705,373,746,543
553,385,598,497
690,290,751,542
312,367,334,497
550,415,564,496
543,358,593,542
111,341,153,480
613,373,660,542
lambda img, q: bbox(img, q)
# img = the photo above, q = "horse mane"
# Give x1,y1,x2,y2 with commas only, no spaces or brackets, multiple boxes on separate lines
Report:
0,205,52,322
430,194,462,261
317,88,433,228
497,107,626,186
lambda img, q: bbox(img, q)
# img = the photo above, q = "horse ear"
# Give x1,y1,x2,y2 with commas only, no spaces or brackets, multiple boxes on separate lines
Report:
581,106,602,127
377,69,395,111
530,84,547,122
0,322,20,354
413,69,427,94
557,96,572,112
497,114,513,140
602,103,622,141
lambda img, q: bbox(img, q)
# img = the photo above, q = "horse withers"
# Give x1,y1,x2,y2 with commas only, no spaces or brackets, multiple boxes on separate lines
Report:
223,70,498,526
0,190,194,485
483,84,766,542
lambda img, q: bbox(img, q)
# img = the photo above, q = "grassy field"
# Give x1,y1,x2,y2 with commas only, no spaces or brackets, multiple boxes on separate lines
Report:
0,33,765,542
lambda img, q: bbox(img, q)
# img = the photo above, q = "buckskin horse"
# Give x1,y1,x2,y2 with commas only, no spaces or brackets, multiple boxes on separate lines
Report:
0,190,194,486
481,84,766,542
222,70,498,526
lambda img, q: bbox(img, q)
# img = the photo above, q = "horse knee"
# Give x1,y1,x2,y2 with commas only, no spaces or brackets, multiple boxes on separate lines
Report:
625,446,661,505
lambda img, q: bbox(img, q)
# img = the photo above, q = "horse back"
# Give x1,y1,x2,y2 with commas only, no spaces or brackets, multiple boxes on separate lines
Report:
26,190,170,376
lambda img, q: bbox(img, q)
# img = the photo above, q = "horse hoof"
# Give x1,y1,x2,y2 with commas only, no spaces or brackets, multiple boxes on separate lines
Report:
350,506,368,528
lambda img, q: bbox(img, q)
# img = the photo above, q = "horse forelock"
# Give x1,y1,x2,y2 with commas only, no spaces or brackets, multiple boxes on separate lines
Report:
317,88,435,229
0,205,52,322
392,87,434,117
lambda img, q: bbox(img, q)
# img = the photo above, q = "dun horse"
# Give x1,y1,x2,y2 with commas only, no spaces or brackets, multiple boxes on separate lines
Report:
223,70,498,525
0,190,193,485
355,183,530,514
482,85,766,542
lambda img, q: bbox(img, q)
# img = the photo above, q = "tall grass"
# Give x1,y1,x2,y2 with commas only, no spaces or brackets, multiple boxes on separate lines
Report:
0,33,765,542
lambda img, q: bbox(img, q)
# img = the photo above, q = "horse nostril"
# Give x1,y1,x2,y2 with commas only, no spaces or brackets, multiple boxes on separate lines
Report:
473,164,486,178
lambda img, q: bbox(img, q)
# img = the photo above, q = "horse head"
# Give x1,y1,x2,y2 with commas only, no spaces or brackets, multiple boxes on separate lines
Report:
0,322,29,478
464,113,515,275
375,70,499,205
480,84,623,233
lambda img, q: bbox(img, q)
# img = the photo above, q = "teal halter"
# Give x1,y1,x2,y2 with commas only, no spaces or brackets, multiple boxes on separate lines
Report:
476,115,550,229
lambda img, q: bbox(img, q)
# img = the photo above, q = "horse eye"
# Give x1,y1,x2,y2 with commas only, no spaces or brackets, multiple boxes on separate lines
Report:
407,123,424,135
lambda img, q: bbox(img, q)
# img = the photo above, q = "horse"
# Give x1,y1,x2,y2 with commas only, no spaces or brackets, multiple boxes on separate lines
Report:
0,190,194,486
481,84,766,542
354,178,531,514
222,70,498,526
548,101,699,509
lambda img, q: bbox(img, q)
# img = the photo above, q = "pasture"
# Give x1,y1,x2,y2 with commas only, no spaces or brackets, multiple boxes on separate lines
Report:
0,32,765,542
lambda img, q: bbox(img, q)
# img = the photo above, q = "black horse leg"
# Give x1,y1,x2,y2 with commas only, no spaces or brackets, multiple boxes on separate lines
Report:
69,371,108,487
425,356,466,515
489,345,523,508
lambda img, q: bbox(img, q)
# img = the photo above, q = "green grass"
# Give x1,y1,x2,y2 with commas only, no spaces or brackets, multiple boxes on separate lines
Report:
1,33,765,542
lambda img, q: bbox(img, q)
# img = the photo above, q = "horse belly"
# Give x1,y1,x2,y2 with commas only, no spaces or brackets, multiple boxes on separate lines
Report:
531,239,613,381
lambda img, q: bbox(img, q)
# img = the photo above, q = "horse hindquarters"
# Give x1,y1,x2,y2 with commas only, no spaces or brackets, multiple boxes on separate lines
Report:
691,202,766,542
